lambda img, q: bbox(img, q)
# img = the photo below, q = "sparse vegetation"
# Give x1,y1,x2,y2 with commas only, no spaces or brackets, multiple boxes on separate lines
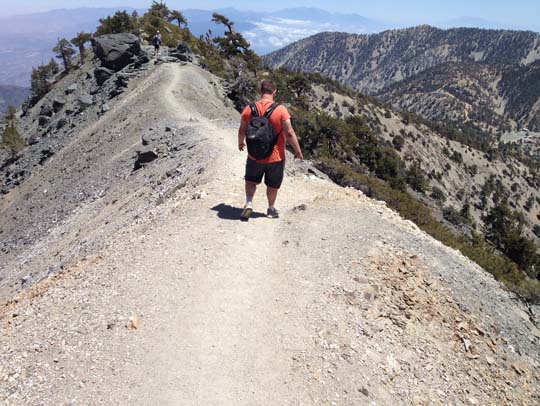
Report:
317,160,540,301
71,32,92,64
406,161,429,193
483,202,540,277
53,38,76,72
392,134,405,151
430,186,446,202
29,59,59,105
168,9,188,29
1,106,25,154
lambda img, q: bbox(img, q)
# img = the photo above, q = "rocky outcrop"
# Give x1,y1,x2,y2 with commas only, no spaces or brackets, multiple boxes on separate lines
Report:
78,94,94,109
133,149,158,171
169,42,193,62
92,33,145,71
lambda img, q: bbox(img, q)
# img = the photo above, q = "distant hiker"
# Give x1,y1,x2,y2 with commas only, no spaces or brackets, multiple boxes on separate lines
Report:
238,79,303,220
152,31,162,56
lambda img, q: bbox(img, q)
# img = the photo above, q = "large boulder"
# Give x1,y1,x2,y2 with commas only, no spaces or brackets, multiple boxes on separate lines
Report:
92,33,144,71
169,42,193,63
177,42,192,54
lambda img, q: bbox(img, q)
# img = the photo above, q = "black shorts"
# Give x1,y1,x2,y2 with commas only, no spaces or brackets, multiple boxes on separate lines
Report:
245,159,285,189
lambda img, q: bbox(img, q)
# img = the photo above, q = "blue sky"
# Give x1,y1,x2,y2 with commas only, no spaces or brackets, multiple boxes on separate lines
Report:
3,0,540,31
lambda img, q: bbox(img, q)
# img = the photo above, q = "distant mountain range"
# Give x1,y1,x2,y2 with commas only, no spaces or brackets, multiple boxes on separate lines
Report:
264,25,540,133
2,6,529,87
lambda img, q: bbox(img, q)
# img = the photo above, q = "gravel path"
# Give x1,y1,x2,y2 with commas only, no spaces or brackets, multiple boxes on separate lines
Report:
1,63,539,405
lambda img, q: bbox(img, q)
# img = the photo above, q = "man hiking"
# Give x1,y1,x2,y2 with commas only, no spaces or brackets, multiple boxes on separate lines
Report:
152,31,162,56
238,79,303,220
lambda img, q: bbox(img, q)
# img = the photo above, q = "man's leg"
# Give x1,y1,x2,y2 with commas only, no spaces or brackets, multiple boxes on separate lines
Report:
245,182,257,207
266,187,278,208
264,161,285,218
242,159,263,220
240,182,257,220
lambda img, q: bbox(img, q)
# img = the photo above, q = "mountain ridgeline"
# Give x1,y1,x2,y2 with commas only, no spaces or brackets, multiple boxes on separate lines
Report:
2,7,540,303
264,25,540,133
1,6,540,403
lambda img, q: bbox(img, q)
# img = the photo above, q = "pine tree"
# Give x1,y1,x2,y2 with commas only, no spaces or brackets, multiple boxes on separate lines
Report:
71,32,92,64
1,125,25,154
211,13,250,57
53,38,76,72
168,10,188,29
1,108,25,154
96,10,138,35
4,106,17,124
148,1,170,19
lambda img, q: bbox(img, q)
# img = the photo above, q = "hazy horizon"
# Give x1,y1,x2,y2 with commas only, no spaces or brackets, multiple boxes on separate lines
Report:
1,1,539,32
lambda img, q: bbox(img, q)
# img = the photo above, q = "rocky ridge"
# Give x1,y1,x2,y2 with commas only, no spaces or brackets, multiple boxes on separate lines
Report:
0,32,539,406
1,103,539,402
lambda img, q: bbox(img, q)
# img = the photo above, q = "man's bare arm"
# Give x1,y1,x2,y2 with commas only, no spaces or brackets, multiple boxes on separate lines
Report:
282,119,303,160
238,120,247,151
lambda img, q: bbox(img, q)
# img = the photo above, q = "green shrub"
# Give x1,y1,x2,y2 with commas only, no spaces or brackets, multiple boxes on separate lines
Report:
430,186,446,202
406,161,429,193
1,125,25,153
95,10,139,35
392,135,405,151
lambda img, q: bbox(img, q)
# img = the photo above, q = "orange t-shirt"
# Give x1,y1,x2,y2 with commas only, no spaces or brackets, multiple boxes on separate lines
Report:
241,100,291,164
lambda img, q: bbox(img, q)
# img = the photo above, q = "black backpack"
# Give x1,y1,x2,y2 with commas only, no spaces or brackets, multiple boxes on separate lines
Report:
246,103,280,160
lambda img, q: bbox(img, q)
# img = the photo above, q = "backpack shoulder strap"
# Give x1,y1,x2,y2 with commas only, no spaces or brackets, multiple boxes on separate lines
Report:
264,102,280,118
249,103,259,118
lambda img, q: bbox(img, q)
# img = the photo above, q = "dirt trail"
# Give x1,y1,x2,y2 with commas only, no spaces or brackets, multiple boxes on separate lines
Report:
121,64,313,404
1,64,540,405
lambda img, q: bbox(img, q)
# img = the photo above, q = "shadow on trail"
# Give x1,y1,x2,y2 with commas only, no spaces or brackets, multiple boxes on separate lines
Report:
211,203,266,221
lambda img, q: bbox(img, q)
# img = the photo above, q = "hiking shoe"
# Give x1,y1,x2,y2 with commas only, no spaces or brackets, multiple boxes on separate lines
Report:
240,206,253,221
267,207,280,219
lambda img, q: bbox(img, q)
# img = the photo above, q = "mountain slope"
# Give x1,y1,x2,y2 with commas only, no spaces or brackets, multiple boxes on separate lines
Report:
264,26,540,93
264,26,540,131
1,62,539,405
